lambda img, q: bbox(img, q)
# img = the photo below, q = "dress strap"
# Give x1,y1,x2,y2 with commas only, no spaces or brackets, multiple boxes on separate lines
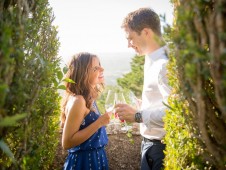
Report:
92,101,101,115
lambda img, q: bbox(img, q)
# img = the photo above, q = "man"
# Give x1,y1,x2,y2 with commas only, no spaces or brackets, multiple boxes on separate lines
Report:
115,8,171,170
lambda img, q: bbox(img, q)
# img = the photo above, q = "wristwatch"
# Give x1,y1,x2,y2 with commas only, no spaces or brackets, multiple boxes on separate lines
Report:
134,111,143,123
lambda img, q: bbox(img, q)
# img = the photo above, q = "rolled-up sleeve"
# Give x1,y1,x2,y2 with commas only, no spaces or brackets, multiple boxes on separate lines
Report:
142,106,166,129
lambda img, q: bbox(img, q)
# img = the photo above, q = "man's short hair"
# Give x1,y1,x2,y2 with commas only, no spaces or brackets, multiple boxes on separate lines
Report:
121,8,161,36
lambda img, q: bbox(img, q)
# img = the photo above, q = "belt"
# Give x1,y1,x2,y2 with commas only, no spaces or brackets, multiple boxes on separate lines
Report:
143,138,162,144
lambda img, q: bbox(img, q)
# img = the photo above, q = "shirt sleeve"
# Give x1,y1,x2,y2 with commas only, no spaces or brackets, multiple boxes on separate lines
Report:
158,62,171,102
142,106,166,128
142,61,171,129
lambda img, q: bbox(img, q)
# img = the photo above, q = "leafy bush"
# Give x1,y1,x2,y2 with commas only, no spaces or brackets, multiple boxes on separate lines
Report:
0,0,62,169
164,0,226,169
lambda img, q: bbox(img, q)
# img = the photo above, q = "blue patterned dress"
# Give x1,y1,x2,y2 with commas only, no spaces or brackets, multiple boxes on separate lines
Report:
63,102,109,170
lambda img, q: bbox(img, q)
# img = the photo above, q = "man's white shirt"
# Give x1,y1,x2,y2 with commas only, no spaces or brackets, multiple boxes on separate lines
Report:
140,46,171,140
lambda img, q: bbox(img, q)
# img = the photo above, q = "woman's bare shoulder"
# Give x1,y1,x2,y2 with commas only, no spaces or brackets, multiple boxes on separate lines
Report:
66,95,86,114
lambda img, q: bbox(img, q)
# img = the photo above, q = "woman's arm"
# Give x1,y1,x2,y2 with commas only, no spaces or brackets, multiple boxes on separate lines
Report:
62,96,111,149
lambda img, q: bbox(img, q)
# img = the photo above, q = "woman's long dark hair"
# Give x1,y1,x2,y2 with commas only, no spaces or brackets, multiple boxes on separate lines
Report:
60,52,102,127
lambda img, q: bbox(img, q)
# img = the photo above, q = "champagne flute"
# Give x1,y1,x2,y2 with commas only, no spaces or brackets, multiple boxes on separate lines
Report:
105,90,115,122
115,92,128,131
128,90,140,110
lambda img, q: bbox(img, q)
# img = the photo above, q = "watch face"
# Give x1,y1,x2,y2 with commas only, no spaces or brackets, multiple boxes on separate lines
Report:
135,112,142,123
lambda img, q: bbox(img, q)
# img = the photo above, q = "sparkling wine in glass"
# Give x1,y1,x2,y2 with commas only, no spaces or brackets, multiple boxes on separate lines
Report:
105,90,115,112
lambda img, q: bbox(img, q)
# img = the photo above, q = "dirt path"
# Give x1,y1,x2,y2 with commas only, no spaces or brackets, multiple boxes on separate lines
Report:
52,124,142,170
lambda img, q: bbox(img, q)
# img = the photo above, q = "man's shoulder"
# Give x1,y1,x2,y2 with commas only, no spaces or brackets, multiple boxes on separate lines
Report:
156,54,168,64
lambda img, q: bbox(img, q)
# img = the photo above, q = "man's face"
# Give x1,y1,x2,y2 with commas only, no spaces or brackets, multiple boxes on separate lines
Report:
124,27,148,55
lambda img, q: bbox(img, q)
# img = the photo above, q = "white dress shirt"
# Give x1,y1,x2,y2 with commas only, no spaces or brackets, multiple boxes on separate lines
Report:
140,46,171,140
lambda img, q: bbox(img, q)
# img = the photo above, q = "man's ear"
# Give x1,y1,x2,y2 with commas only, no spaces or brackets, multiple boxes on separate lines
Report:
142,28,154,37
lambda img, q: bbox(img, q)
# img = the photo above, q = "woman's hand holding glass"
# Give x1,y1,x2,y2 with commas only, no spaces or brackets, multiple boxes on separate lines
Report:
98,111,112,127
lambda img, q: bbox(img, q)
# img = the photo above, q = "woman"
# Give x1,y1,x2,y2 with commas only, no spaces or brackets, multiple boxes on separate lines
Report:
61,52,112,170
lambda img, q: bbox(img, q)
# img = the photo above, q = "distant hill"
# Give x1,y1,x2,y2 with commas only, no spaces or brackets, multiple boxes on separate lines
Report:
97,52,135,85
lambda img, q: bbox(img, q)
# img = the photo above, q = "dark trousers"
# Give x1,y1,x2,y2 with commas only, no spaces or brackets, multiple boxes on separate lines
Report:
141,139,165,170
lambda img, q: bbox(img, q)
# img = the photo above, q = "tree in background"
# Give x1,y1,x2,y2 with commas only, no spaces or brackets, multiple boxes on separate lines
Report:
117,55,144,98
164,0,226,169
0,0,62,169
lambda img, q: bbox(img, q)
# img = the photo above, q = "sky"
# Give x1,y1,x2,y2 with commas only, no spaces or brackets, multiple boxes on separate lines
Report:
48,0,174,62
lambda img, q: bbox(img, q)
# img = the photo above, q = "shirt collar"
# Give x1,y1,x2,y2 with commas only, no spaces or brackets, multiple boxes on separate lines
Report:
146,45,167,62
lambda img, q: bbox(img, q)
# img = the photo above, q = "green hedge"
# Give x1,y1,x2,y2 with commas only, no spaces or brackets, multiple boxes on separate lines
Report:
0,0,62,169
164,0,226,169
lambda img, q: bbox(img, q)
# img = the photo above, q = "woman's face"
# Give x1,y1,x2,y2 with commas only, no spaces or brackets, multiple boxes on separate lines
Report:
89,57,104,87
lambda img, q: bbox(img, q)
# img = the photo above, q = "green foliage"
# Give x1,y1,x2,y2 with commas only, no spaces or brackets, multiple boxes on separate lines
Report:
0,140,15,163
0,114,27,127
164,44,211,169
164,0,226,169
117,55,144,97
63,78,76,84
0,0,62,169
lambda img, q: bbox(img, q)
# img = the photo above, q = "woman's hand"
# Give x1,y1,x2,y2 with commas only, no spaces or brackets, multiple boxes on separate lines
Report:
98,111,112,126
